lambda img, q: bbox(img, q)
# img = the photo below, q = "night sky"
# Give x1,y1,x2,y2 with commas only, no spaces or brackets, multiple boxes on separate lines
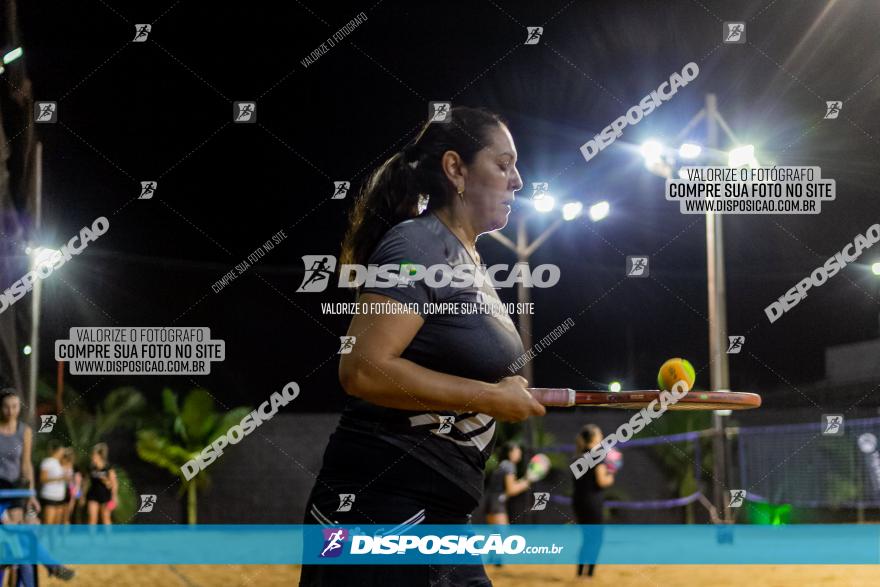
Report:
10,0,880,412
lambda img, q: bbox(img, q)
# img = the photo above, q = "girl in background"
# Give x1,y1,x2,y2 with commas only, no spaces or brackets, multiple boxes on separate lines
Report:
0,389,39,523
39,442,70,524
86,443,117,525
573,424,615,579
484,441,532,525
64,448,82,524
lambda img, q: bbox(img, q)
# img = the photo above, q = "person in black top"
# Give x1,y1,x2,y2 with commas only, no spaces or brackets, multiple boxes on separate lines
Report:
572,425,615,579
300,107,546,587
484,442,531,525
85,443,117,525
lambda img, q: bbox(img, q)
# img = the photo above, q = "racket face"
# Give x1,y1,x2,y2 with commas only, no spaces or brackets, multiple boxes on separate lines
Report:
574,390,761,410
526,453,551,482
527,454,550,476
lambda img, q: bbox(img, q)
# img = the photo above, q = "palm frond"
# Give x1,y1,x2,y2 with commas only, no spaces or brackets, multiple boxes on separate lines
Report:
181,389,219,443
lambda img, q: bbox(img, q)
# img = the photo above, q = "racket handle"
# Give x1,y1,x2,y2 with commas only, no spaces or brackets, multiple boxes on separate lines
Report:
528,388,576,407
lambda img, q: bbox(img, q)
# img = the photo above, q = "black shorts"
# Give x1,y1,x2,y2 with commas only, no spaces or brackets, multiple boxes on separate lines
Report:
0,478,28,510
86,491,111,505
483,493,507,516
40,496,67,507
299,428,492,587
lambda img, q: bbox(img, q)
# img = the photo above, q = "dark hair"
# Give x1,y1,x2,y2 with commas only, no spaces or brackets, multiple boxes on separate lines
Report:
579,424,600,443
340,106,507,266
499,441,520,460
92,442,109,461
0,388,20,414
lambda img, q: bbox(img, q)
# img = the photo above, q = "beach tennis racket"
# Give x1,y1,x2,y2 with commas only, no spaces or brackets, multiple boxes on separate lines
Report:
605,448,623,473
527,388,761,410
525,453,551,482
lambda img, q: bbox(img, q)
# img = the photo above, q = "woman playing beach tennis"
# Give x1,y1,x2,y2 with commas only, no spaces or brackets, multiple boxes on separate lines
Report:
484,441,532,525
572,424,615,579
300,106,546,587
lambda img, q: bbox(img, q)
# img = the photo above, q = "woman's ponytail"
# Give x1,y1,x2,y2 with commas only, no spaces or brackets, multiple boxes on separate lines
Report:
340,106,505,266
340,150,424,266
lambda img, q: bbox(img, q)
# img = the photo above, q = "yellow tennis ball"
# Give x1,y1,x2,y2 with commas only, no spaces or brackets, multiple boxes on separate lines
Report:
657,358,695,392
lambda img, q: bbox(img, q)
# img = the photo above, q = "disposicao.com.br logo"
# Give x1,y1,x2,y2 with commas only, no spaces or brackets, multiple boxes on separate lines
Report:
317,528,562,559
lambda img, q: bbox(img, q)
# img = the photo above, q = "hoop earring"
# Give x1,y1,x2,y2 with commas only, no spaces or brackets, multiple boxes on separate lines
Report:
457,189,465,202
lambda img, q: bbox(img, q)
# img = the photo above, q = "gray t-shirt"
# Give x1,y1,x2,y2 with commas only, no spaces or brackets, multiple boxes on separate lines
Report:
338,212,525,504
487,459,517,497
0,422,25,482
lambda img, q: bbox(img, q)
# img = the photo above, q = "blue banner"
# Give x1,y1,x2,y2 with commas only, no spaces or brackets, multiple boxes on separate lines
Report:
0,524,877,565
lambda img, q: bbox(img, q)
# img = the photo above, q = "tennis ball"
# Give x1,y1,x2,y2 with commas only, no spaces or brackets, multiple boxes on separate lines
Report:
657,358,695,392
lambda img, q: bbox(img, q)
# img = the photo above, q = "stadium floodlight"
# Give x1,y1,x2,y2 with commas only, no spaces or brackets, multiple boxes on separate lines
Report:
640,140,664,163
562,202,583,221
588,201,610,222
728,144,758,168
872,262,880,276
27,247,62,271
609,381,622,393
533,194,555,213
679,143,702,159
3,47,23,65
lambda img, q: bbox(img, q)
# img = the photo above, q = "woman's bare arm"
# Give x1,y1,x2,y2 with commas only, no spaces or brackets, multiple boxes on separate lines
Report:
339,293,544,422
595,463,615,488
503,473,530,497
21,426,35,489
109,469,118,501
22,426,40,511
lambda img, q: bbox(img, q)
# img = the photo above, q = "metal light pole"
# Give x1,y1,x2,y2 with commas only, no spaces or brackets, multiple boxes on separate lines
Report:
643,94,753,521
27,142,43,424
488,199,600,448
489,212,562,449
510,214,564,389
515,216,535,387
704,94,732,522
27,257,42,424
874,264,880,336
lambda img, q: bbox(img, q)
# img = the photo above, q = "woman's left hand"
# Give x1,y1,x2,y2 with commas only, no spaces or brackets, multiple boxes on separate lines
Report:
27,496,41,514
